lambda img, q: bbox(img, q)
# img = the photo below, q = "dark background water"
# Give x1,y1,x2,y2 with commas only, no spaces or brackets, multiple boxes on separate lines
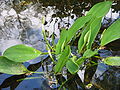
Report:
0,0,120,90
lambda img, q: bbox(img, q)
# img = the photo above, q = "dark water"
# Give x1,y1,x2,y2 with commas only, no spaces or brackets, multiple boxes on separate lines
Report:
0,0,120,90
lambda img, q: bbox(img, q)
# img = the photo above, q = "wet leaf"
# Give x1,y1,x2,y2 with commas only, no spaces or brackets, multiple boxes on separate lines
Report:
101,19,120,46
87,1,112,18
3,44,41,62
87,17,102,49
66,59,79,74
67,15,92,42
103,57,120,66
54,45,71,73
0,56,29,75
55,29,67,54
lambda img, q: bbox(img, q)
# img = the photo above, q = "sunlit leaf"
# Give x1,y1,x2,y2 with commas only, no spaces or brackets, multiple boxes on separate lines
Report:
78,1,112,52
66,59,79,74
87,1,112,18
83,49,98,58
103,57,120,66
101,19,120,46
67,15,92,42
87,17,102,49
54,45,71,73
0,56,29,75
55,29,67,54
3,44,41,62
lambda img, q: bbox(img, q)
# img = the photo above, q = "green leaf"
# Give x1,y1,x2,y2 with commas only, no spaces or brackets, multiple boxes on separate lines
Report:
87,1,112,18
55,29,67,54
0,56,29,75
54,45,71,73
78,16,97,52
76,57,85,65
78,17,101,52
103,57,120,66
3,44,41,62
78,25,90,53
87,17,102,49
67,15,92,42
83,49,98,58
101,19,120,46
66,59,79,74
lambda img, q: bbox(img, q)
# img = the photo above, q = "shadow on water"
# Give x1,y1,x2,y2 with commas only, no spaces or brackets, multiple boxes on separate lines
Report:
0,0,120,90
0,56,51,90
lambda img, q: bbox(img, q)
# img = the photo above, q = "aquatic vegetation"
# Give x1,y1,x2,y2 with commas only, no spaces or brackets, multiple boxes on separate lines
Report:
0,1,120,76
103,57,120,66
0,56,28,75
3,44,42,62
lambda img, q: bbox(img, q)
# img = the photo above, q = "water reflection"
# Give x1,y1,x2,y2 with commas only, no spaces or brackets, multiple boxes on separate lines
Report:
0,56,51,90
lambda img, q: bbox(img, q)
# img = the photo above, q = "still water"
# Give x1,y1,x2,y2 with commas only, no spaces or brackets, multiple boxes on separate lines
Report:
0,0,120,90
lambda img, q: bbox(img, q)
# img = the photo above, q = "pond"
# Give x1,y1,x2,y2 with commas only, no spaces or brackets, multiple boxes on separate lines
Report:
0,0,120,90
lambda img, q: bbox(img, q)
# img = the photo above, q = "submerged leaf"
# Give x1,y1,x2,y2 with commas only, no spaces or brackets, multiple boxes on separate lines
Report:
101,19,120,46
66,59,79,74
0,56,29,75
3,44,41,62
54,45,71,73
103,57,120,66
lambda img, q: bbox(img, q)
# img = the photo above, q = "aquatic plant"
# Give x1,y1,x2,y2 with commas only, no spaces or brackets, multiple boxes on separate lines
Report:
0,1,120,75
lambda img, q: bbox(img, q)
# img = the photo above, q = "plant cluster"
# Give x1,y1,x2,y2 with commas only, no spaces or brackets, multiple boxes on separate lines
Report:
0,1,120,75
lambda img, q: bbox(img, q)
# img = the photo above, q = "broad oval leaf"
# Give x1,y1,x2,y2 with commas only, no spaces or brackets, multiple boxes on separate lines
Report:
66,59,79,74
0,56,29,75
67,15,92,42
101,19,120,46
3,44,41,62
54,45,71,73
103,57,120,66
87,1,112,18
